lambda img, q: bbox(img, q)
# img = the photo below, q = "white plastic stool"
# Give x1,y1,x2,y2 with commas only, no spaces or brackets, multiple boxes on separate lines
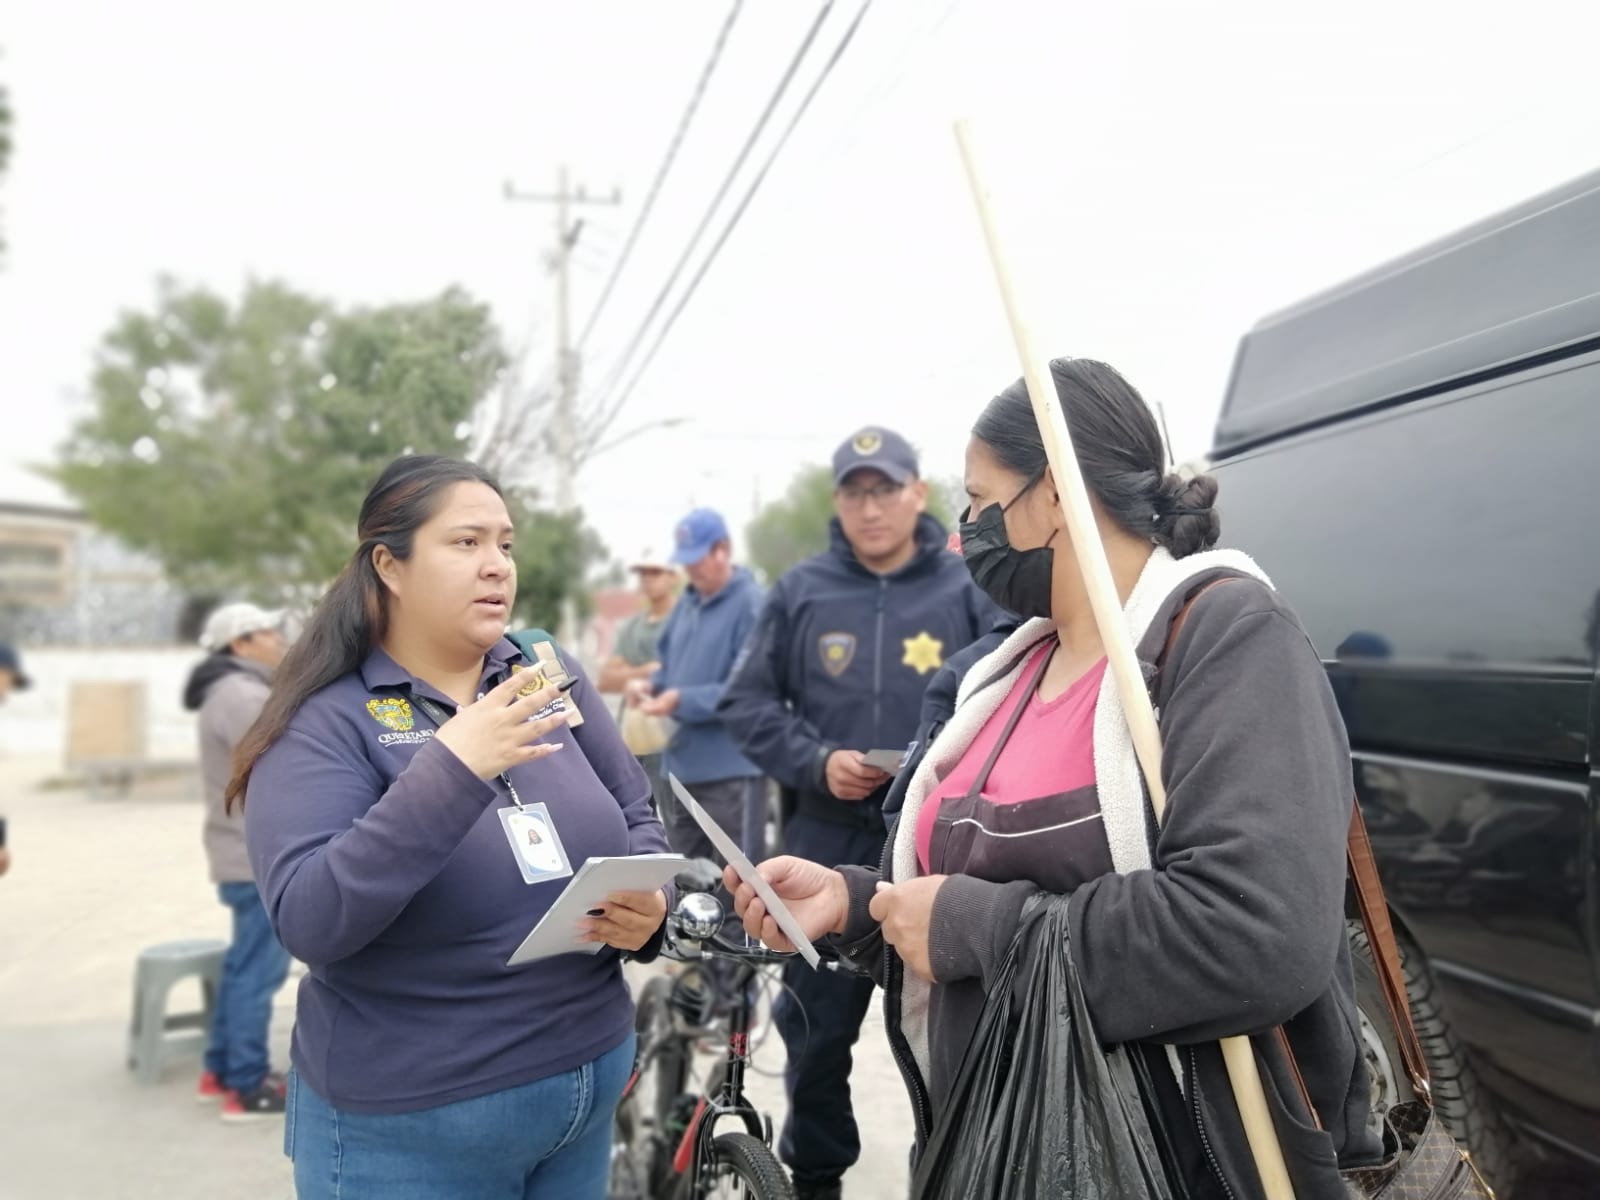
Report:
127,939,226,1085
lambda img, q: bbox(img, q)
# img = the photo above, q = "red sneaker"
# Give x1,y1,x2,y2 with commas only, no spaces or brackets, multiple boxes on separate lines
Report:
196,1070,225,1103
220,1073,287,1123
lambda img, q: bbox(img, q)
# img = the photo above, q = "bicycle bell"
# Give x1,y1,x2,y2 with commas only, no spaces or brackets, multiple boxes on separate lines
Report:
676,891,725,941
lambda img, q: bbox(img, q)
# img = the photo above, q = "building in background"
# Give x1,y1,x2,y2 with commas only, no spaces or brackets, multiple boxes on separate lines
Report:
0,468,181,647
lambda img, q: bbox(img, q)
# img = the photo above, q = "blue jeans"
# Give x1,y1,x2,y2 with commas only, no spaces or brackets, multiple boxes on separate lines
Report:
285,1033,635,1200
204,881,291,1092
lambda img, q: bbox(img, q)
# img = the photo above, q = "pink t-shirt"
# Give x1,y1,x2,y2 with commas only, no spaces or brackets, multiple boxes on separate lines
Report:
916,645,1108,873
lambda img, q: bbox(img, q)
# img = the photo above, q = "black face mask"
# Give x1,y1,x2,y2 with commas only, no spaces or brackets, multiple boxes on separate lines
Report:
959,483,1057,619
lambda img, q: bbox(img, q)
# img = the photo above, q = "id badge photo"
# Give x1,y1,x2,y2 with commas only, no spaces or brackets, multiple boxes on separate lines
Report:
497,802,575,885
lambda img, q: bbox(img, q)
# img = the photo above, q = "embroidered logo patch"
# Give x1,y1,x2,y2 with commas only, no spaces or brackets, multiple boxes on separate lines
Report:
510,663,549,696
366,697,415,732
901,631,944,676
851,430,882,455
819,632,857,677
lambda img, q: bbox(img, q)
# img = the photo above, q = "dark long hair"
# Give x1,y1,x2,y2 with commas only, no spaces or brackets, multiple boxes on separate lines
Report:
972,358,1221,558
225,455,504,809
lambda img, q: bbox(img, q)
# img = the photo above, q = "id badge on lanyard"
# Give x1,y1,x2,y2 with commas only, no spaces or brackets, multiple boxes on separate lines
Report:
411,692,575,885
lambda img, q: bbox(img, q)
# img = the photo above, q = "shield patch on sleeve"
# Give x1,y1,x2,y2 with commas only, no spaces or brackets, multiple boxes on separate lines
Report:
818,632,857,677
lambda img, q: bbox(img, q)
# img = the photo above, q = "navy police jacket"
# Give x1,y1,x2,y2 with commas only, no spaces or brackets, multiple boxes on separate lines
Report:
718,514,1000,829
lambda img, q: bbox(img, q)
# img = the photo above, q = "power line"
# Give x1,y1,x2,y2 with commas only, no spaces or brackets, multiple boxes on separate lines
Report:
591,0,876,441
576,0,746,352
582,1,840,426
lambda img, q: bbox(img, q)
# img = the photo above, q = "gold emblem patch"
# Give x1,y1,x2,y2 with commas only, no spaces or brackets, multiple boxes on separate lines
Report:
819,632,857,677
366,697,415,732
510,663,550,696
851,430,882,455
901,632,944,676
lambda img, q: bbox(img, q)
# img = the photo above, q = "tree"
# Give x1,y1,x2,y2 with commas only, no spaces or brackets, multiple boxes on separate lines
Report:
510,505,606,629
52,278,602,626
745,466,962,582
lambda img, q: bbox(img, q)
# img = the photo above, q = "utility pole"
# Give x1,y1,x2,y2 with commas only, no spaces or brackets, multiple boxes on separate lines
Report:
503,166,622,513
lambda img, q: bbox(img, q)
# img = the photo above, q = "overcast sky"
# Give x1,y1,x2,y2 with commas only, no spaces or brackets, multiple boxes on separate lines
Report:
3,0,1598,566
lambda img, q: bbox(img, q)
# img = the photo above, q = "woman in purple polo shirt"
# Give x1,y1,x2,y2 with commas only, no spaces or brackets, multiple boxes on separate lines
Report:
229,455,672,1199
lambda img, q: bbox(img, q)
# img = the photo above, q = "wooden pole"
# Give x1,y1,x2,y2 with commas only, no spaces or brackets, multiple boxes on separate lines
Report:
952,117,1297,1200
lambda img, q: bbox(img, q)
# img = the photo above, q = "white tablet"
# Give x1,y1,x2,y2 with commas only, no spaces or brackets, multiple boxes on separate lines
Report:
507,853,690,966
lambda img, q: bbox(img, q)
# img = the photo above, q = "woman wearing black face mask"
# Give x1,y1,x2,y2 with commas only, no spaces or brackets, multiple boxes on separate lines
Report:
727,358,1380,1200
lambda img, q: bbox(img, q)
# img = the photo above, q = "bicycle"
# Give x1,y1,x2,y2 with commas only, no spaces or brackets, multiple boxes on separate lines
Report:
609,876,800,1200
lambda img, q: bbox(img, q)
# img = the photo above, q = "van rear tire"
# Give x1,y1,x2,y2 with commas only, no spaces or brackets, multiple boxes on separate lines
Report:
1348,921,1525,1195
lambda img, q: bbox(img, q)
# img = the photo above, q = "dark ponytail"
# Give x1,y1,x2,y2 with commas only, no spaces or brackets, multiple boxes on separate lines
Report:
971,357,1221,558
226,455,504,810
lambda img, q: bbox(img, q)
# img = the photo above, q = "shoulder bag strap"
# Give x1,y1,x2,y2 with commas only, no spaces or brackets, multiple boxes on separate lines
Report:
1157,577,1435,1116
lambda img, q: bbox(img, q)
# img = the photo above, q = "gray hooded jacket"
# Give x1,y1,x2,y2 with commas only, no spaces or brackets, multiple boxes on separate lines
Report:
183,654,272,883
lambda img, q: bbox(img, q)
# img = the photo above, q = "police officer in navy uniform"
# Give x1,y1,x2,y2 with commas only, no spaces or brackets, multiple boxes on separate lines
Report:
718,427,1000,1200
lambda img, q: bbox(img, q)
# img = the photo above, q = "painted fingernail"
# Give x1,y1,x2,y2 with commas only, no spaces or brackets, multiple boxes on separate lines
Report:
557,678,578,693
586,908,605,917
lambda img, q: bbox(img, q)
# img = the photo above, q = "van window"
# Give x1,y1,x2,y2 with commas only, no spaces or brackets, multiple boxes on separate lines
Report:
1214,354,1600,673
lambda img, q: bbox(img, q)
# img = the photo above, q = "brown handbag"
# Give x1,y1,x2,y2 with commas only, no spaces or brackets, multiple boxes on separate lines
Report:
1159,579,1494,1198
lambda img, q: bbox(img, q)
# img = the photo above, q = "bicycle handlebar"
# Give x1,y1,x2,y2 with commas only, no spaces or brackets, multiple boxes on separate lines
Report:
661,889,856,972
662,913,797,966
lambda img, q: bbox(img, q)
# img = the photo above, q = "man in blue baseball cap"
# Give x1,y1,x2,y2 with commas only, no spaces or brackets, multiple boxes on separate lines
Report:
625,507,766,867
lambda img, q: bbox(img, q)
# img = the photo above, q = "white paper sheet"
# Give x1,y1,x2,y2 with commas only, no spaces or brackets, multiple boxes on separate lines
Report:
861,747,909,774
668,774,821,968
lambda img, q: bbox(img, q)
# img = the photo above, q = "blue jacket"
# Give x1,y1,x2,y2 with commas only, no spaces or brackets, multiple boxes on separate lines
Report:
654,566,766,784
244,639,670,1114
717,515,1002,828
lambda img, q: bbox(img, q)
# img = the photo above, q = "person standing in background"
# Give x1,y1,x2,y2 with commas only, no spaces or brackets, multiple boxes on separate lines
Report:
626,509,766,866
183,603,293,1121
598,550,679,801
0,641,31,878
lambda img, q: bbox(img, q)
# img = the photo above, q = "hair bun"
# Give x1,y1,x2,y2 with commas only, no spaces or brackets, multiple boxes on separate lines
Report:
1154,471,1220,558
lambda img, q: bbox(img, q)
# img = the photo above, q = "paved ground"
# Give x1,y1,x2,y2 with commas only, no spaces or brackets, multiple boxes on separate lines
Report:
0,753,910,1200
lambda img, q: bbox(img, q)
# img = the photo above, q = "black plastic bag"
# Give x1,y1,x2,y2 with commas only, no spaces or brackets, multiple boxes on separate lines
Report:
912,895,1188,1199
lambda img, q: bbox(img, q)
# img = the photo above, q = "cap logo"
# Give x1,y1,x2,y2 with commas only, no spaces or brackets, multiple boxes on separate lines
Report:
852,430,882,455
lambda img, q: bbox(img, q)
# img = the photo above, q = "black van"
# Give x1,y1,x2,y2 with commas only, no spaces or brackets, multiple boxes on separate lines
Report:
1209,169,1600,1193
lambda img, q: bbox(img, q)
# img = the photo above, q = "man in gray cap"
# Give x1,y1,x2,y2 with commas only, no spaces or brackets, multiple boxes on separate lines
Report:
182,603,292,1120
